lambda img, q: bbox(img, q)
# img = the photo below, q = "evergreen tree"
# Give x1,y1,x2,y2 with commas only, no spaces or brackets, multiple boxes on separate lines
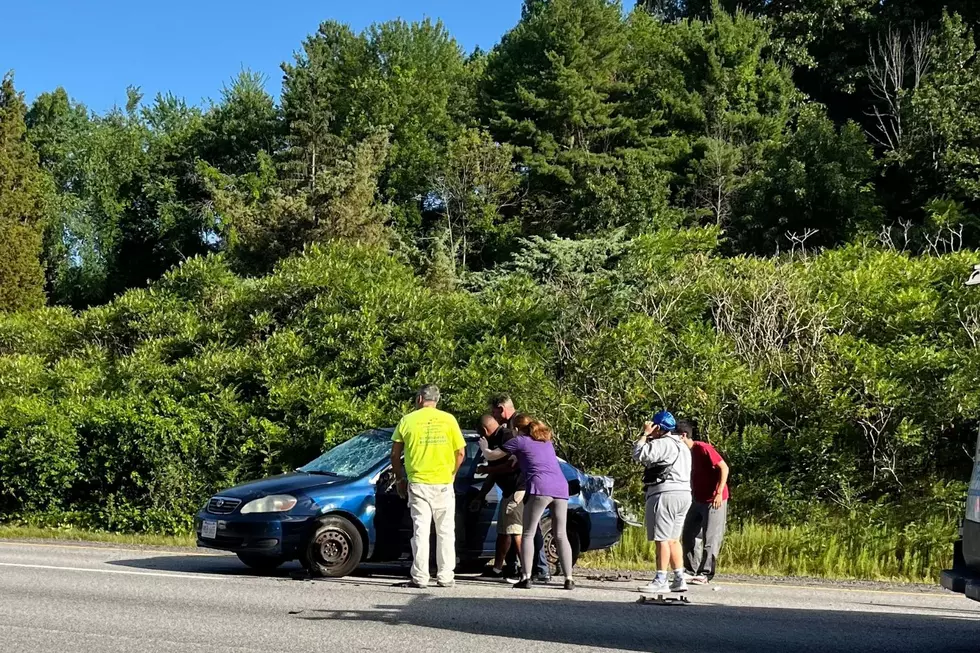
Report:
0,73,49,311
483,0,665,234
199,70,282,177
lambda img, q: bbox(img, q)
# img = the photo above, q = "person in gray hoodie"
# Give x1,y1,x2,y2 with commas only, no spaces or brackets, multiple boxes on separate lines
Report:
632,410,692,593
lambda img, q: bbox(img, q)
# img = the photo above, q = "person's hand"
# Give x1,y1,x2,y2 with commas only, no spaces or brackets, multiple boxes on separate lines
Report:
478,437,490,453
476,465,489,475
396,478,408,500
711,493,723,510
642,422,655,437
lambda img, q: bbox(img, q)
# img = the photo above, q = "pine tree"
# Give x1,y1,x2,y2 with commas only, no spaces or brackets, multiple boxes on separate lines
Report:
0,73,49,311
482,0,645,234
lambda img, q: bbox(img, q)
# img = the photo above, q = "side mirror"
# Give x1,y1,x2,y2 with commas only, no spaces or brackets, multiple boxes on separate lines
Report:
966,264,980,286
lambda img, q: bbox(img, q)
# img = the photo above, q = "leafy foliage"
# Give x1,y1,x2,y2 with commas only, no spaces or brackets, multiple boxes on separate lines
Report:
8,2,980,567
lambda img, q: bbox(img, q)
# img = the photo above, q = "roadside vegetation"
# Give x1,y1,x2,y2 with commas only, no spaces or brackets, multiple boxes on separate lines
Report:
3,1,980,583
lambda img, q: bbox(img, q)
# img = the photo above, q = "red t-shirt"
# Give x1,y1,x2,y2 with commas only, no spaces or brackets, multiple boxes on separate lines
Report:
690,442,729,504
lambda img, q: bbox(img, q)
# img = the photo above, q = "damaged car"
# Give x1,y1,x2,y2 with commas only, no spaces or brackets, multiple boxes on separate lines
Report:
195,428,625,577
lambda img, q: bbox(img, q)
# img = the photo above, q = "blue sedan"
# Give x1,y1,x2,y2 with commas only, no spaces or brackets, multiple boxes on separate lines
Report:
195,428,625,577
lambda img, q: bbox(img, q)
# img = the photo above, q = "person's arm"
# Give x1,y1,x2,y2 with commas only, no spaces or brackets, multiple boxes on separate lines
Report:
477,475,495,496
713,459,730,509
479,457,518,476
632,424,670,466
479,437,508,461
451,418,466,477
454,447,465,476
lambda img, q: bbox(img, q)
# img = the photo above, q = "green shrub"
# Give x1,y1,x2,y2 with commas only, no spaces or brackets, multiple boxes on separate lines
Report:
0,239,974,584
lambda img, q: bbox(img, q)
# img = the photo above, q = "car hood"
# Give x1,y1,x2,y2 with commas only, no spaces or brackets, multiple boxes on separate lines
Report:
215,472,350,501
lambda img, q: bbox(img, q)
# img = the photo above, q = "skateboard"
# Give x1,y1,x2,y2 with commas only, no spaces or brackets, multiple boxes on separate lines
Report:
637,588,691,605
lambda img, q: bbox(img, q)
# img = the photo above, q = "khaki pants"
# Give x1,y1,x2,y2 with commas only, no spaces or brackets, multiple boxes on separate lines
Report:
408,482,456,586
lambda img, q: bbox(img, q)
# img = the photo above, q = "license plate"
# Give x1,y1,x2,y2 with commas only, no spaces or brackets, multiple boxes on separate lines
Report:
201,520,217,539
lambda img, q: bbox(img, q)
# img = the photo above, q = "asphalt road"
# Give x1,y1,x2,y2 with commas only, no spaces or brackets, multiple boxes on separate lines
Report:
0,541,977,653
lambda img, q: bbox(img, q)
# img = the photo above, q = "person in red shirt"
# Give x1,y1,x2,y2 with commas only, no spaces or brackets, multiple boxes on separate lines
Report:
678,420,730,584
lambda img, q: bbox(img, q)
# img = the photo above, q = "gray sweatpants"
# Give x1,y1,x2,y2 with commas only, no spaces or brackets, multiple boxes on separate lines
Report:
682,500,727,579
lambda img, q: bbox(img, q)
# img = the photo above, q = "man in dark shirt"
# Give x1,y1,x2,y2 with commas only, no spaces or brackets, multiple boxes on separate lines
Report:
476,414,524,579
679,420,730,584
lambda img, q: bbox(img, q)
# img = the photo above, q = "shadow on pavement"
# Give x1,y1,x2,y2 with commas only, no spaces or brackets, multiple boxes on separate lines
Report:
288,594,980,653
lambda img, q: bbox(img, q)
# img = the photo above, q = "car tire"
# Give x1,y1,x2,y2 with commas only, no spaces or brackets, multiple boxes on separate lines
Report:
301,515,364,578
541,516,582,575
236,552,286,572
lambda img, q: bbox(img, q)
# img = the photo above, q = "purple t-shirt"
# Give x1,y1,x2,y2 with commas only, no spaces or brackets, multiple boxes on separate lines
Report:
501,435,569,499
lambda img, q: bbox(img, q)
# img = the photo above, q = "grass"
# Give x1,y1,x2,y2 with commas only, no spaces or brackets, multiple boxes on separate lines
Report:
0,524,195,548
581,517,957,584
0,516,956,584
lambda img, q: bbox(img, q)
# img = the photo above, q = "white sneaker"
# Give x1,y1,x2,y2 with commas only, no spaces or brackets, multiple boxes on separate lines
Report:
670,574,688,593
688,575,709,585
642,578,670,593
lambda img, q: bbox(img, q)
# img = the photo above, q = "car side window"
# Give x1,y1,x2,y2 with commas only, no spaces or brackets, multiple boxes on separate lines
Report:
376,466,399,494
455,442,482,479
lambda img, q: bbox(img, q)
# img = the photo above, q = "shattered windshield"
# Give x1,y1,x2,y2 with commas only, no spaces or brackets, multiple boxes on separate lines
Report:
298,430,392,479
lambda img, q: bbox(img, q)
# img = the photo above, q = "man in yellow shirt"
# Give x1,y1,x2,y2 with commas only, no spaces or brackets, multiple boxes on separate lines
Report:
391,384,466,588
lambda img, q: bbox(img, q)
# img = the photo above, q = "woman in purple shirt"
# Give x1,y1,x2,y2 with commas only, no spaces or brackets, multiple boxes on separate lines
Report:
480,415,574,590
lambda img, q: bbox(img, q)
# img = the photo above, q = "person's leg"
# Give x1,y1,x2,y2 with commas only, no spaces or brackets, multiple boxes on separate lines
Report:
644,492,670,590
533,528,550,579
656,540,671,571
510,534,522,573
669,539,685,571
550,499,573,582
492,492,512,570
682,502,706,575
493,533,510,571
431,484,456,585
520,496,549,581
495,491,523,574
668,493,693,590
703,500,728,581
407,483,433,587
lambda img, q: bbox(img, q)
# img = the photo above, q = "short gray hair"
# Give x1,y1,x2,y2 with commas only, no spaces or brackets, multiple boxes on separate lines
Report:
417,384,441,404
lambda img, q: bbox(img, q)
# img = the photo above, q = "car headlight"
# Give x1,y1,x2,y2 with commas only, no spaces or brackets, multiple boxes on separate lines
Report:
240,494,298,514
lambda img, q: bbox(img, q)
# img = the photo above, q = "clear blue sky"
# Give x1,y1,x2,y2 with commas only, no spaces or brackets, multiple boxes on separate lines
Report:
2,0,526,113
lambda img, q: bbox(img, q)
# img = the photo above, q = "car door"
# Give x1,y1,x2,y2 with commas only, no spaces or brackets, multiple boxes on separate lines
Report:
455,440,498,557
372,464,413,561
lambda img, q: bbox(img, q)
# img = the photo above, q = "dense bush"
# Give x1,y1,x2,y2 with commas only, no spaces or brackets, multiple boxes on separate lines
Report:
0,238,976,542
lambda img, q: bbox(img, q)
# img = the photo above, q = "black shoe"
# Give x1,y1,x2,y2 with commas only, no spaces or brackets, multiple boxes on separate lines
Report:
396,580,428,589
481,568,507,578
531,573,552,584
563,579,575,591
513,578,533,589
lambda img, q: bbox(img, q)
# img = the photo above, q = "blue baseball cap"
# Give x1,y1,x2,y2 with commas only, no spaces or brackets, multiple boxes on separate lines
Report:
651,410,676,431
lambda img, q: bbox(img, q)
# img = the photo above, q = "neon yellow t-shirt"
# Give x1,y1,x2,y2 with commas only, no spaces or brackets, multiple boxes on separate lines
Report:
392,406,466,485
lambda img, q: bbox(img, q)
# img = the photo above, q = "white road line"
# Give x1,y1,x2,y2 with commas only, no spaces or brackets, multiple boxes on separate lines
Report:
0,623,289,652
0,561,233,581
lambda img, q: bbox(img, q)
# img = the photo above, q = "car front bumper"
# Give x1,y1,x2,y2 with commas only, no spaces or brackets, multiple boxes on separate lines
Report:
195,512,313,558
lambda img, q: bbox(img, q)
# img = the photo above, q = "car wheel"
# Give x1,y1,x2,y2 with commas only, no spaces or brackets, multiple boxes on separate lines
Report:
236,552,286,572
541,516,581,575
301,515,364,578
